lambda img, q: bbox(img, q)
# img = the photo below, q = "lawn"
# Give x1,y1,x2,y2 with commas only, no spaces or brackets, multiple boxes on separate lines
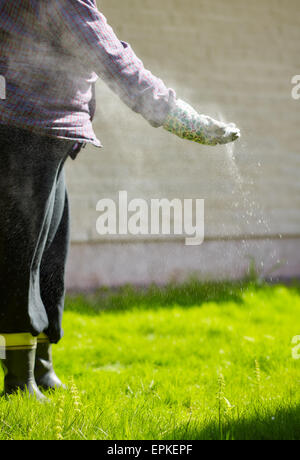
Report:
0,281,299,440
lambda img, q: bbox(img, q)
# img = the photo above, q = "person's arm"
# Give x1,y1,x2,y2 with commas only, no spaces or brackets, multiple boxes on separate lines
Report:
50,0,175,127
50,0,240,145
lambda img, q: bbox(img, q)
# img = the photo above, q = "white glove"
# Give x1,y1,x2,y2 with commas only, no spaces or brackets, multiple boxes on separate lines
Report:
163,99,240,146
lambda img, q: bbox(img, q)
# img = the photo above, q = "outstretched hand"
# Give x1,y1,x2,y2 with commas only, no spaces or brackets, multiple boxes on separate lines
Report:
163,99,240,146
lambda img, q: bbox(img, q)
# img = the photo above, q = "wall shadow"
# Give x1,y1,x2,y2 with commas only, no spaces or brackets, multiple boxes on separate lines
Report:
64,280,282,316
161,404,300,440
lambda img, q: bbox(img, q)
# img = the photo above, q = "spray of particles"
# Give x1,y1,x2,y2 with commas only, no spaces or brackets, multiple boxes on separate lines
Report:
217,110,280,280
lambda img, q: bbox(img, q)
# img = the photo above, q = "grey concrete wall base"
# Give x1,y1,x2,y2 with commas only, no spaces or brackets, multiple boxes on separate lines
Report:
65,238,300,290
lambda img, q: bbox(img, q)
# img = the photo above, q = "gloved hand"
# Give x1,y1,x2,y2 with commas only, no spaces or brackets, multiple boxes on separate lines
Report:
163,99,240,146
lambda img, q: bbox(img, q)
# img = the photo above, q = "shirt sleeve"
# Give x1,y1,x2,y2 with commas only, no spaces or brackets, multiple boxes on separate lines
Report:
49,0,176,127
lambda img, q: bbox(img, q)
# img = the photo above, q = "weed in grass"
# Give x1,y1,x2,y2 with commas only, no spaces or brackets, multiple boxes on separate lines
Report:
255,360,262,397
55,394,65,441
70,377,82,415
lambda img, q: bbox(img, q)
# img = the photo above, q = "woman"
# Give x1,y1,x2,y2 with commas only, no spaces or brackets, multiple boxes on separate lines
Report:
0,0,240,399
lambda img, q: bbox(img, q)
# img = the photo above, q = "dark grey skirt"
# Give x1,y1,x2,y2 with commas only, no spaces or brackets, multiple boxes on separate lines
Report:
0,125,79,343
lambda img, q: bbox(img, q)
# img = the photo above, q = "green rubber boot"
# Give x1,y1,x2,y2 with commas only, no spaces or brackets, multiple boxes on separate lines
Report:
35,335,66,390
0,334,46,400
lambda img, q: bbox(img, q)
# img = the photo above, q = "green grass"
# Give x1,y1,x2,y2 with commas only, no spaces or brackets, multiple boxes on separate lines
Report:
0,281,299,440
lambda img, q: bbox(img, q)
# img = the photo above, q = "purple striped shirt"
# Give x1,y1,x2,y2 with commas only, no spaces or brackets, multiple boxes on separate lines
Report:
0,0,175,147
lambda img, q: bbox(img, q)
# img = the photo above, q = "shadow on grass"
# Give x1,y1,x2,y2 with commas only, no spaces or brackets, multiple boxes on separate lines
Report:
65,279,274,316
164,404,300,440
290,280,300,297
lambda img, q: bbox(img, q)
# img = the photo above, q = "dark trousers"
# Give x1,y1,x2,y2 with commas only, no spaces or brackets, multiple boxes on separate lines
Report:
0,126,77,343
